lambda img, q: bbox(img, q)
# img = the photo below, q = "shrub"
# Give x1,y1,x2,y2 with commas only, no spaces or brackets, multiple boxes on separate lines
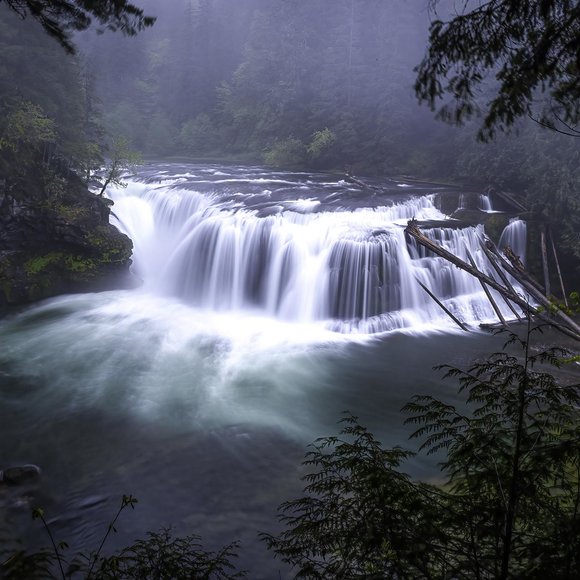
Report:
263,137,306,167
263,326,580,579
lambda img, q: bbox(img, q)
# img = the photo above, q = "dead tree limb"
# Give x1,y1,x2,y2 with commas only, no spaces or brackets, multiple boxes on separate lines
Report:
540,225,551,297
486,244,580,339
464,246,508,327
486,239,580,336
405,220,580,342
549,228,568,307
484,240,580,339
344,173,379,193
485,186,528,212
479,240,524,321
415,279,469,331
501,246,544,293
405,219,532,311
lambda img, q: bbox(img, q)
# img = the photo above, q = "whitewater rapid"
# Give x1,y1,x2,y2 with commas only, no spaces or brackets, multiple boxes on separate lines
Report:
107,163,526,335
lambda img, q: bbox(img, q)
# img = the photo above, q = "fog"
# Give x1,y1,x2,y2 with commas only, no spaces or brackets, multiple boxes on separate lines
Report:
76,0,455,175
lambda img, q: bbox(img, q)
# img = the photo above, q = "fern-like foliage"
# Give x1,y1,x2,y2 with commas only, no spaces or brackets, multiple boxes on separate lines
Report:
93,529,244,579
265,327,580,579
404,327,580,578
262,415,449,578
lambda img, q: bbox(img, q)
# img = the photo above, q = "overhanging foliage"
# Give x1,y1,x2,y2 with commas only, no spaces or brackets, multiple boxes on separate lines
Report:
415,0,580,140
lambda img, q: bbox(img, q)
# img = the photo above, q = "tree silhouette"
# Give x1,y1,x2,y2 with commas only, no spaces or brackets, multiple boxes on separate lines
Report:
3,0,155,53
415,0,580,140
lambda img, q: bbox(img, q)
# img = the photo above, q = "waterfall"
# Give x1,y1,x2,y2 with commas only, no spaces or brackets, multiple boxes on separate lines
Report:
0,164,534,576
479,193,493,212
108,168,521,334
498,218,527,265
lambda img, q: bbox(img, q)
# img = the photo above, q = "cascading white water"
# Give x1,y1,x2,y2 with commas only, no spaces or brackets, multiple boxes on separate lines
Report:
0,164,528,578
498,218,527,265
108,167,521,334
479,193,493,212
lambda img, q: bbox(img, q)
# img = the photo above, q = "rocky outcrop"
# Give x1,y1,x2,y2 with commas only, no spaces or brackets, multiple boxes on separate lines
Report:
0,167,133,312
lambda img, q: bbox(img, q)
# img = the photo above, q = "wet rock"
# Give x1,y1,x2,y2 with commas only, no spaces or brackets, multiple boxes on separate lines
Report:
1,464,41,485
257,205,284,217
0,168,133,312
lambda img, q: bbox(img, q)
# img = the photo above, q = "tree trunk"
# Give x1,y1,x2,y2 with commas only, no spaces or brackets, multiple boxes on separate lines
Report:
540,225,551,297
549,228,568,307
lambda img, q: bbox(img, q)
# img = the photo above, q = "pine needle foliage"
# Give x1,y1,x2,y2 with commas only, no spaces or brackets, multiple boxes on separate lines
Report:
415,0,580,140
264,326,580,579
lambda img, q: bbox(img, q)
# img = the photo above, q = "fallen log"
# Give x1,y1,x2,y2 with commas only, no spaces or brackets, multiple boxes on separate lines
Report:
406,219,528,307
483,240,580,340
344,173,379,193
464,246,508,327
502,246,544,292
493,246,580,337
415,279,469,332
485,186,528,212
487,239,573,315
405,219,580,342
479,240,524,321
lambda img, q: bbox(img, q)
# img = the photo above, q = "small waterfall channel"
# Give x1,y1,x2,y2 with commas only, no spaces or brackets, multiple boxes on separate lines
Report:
498,218,527,266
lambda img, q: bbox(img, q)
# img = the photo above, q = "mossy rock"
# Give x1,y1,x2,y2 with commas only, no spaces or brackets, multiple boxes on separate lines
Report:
0,166,134,312
437,191,464,216
481,214,511,244
85,225,132,264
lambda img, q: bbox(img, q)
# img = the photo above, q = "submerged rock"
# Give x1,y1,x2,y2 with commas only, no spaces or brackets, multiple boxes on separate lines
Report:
0,464,41,485
0,167,134,312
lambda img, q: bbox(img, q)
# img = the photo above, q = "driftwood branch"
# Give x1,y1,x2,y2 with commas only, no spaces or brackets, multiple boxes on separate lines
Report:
415,279,469,331
405,219,580,342
549,228,568,307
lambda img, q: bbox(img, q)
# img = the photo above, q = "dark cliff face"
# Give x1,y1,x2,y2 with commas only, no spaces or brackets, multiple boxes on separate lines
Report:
0,167,134,312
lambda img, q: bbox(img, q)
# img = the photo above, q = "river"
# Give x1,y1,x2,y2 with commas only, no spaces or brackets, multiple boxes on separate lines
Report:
0,163,524,577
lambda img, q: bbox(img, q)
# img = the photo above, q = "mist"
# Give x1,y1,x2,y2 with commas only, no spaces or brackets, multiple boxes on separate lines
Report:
75,0,457,174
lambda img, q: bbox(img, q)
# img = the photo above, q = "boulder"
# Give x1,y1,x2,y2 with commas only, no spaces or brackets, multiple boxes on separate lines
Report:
0,166,134,312
1,464,41,485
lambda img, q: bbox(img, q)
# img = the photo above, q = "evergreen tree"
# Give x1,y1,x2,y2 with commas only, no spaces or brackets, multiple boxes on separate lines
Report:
415,0,580,140
0,5,89,179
